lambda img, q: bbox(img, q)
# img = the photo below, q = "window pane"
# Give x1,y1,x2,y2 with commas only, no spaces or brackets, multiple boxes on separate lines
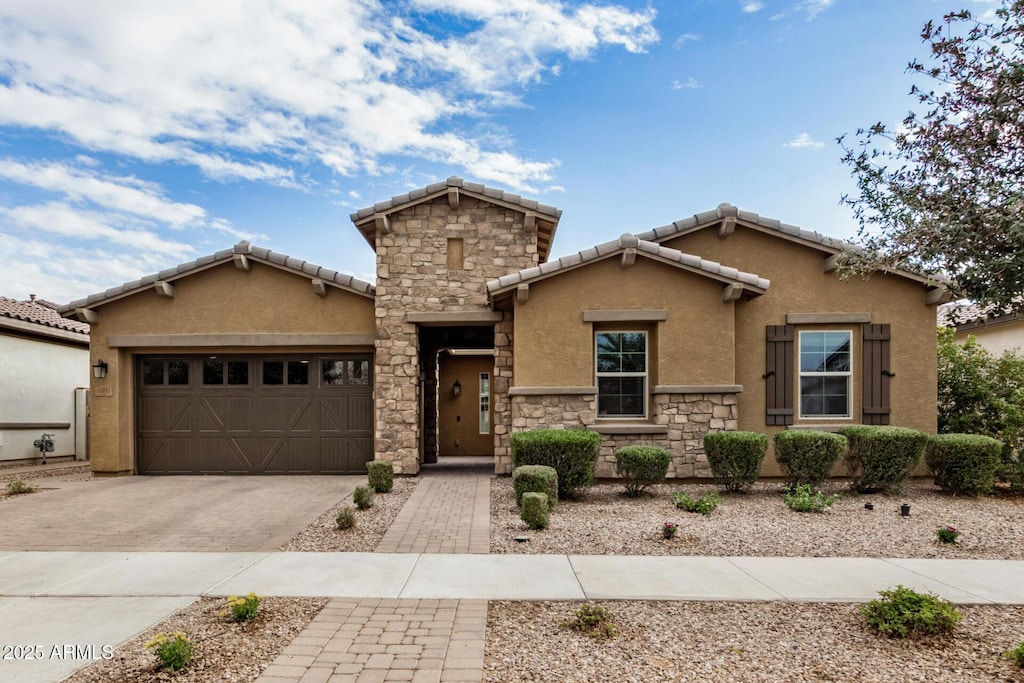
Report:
203,360,224,385
347,360,369,385
596,333,620,354
621,332,645,353
322,360,345,386
824,333,851,372
597,355,621,373
227,361,248,385
263,361,284,385
142,361,164,385
598,395,621,416
168,361,189,385
621,353,646,373
288,361,309,385
800,376,849,417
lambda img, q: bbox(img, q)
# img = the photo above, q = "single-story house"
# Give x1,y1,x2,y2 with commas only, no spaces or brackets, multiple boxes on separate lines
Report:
61,177,947,478
1,295,91,463
939,299,1024,355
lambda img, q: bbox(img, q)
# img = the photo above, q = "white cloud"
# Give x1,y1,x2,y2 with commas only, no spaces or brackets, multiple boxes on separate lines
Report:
671,78,701,90
673,33,702,48
742,2,765,12
0,0,658,192
801,0,835,19
784,132,825,149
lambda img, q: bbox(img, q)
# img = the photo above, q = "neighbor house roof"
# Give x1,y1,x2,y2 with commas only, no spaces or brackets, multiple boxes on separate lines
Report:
636,202,951,291
938,297,1024,331
0,295,90,344
486,233,769,309
59,241,375,321
350,176,562,263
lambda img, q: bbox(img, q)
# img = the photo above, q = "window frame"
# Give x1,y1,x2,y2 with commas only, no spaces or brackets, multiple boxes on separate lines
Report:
594,329,649,420
797,329,854,420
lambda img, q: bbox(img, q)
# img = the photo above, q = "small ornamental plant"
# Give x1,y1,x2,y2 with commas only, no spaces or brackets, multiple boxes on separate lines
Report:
1005,641,1024,668
6,480,34,495
561,603,617,639
353,485,375,510
673,491,722,515
336,505,356,530
662,521,679,540
861,585,962,638
145,632,193,671
784,484,841,513
936,526,960,544
225,592,262,623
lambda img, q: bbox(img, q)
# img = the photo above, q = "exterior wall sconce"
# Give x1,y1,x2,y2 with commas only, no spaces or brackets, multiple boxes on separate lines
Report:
452,380,461,397
92,360,109,379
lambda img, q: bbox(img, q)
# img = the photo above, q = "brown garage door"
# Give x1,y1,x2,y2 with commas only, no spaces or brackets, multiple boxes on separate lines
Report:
136,354,372,474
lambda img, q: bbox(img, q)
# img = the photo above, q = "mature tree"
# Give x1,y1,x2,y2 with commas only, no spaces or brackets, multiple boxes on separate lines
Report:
839,2,1024,318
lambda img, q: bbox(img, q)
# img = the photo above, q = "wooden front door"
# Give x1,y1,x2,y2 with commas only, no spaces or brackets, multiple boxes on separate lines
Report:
437,353,494,456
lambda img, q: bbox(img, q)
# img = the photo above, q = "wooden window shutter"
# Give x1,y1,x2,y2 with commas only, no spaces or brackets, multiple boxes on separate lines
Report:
862,324,892,425
765,325,794,426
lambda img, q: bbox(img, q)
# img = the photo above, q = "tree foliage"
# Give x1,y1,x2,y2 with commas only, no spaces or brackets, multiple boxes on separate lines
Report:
937,327,1024,486
839,2,1024,317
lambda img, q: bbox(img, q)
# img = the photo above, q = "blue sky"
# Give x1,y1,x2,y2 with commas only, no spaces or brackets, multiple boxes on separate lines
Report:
0,0,998,303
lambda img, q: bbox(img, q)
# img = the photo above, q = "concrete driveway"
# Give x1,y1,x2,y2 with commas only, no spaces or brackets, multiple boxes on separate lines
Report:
0,475,363,551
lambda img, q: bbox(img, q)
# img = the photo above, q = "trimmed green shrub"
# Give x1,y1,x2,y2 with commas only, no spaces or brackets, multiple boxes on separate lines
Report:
367,460,394,493
783,484,841,513
520,492,549,530
703,431,768,492
614,446,671,497
336,506,356,530
840,426,928,493
672,491,722,515
925,433,1003,495
353,485,375,510
861,585,963,638
774,431,847,488
511,429,600,499
513,465,558,508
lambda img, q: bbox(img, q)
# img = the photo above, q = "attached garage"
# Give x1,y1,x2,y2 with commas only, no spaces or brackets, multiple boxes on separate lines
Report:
137,354,372,474
59,241,377,476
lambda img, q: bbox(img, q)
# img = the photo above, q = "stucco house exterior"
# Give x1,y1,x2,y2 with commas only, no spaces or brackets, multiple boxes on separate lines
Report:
60,177,946,478
939,299,1024,355
1,295,91,463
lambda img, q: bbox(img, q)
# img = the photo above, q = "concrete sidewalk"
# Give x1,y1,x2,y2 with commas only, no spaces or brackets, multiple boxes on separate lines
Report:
2,551,1023,682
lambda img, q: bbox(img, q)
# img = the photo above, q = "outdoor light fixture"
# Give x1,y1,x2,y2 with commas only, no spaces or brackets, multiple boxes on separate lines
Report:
452,380,461,397
92,359,108,379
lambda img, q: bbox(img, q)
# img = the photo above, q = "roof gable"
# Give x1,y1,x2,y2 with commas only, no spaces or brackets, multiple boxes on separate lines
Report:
350,176,562,262
59,241,375,321
487,233,769,310
637,203,950,290
0,295,90,344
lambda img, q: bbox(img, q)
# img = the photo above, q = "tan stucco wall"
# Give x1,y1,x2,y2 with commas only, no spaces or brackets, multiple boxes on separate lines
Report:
512,256,736,388
663,226,938,476
954,321,1024,355
87,260,375,474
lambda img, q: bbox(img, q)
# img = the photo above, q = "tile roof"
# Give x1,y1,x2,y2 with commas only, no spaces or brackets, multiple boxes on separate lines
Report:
486,233,770,295
0,296,90,334
938,298,1022,327
350,176,562,222
59,241,375,315
637,203,949,287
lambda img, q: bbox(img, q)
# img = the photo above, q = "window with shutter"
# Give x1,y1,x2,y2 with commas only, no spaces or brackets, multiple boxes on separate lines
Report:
765,325,794,426
862,324,892,425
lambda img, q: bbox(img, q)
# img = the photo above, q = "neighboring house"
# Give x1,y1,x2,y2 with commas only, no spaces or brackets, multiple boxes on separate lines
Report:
61,177,947,478
938,299,1024,355
1,295,91,463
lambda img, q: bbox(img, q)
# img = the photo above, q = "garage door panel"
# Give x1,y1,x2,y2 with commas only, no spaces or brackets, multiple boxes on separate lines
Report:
138,354,372,474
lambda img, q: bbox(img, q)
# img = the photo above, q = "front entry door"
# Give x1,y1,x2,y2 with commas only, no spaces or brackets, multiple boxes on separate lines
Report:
437,353,494,456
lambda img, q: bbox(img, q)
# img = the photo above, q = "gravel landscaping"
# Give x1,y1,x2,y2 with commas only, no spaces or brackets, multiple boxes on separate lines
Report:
490,478,1024,559
279,477,418,552
65,596,327,683
485,601,1024,682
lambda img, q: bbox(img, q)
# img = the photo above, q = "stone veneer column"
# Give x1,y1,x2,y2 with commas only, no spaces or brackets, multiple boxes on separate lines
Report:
492,316,514,473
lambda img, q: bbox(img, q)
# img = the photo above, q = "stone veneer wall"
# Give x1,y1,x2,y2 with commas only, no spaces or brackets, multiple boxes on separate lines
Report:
374,195,539,474
492,317,514,473
509,392,739,478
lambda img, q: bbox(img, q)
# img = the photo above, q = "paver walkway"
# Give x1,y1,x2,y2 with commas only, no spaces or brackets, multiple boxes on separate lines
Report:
256,599,487,683
375,457,491,555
